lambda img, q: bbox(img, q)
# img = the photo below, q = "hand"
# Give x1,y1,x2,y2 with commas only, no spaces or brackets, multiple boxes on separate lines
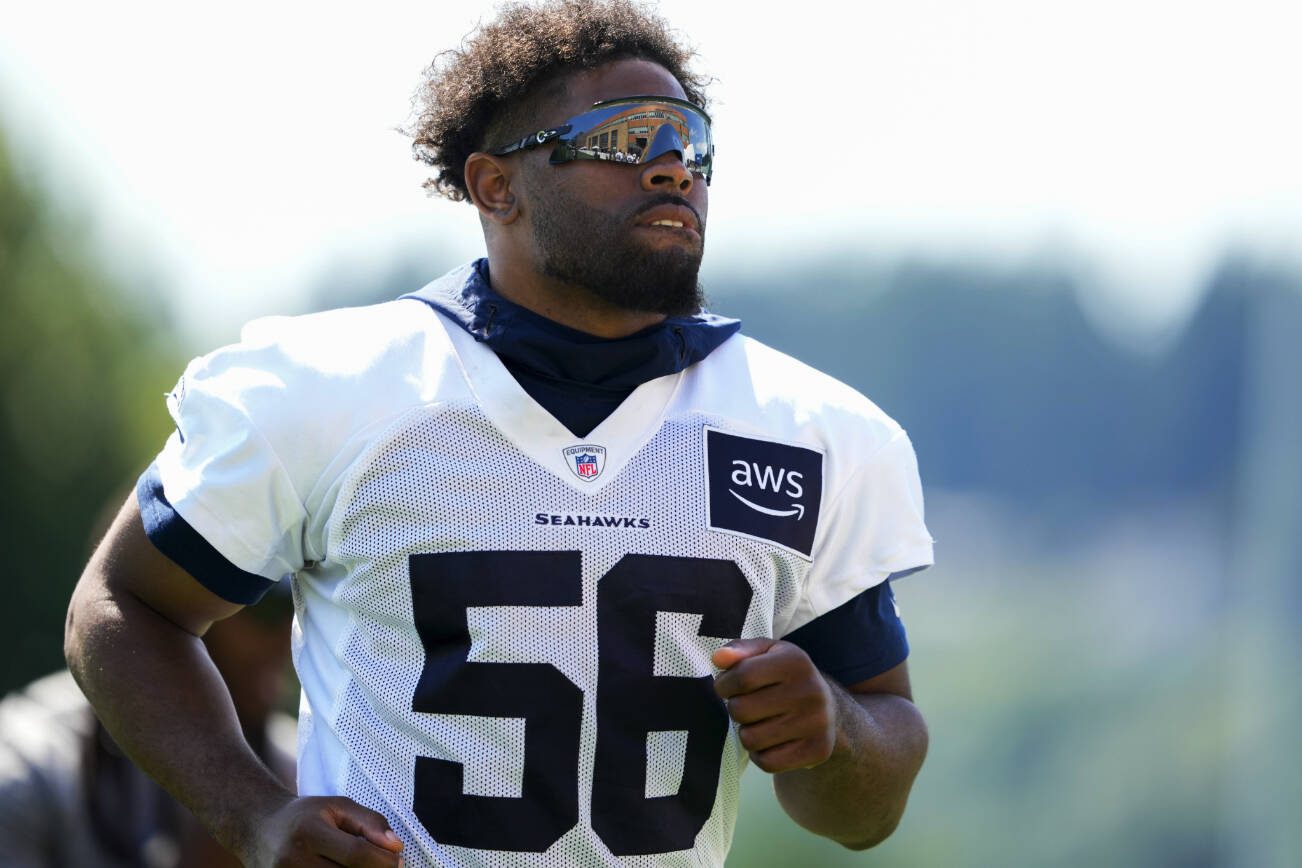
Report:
244,796,404,867
712,638,840,774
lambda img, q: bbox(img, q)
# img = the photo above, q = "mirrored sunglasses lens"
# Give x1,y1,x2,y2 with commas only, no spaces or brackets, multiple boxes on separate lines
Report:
560,102,710,176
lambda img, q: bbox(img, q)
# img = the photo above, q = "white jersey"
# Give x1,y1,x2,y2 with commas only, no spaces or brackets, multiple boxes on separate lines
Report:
151,277,933,867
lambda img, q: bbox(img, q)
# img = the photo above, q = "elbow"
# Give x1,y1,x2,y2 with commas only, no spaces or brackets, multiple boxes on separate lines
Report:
63,580,92,679
842,713,927,850
838,809,903,851
64,568,113,686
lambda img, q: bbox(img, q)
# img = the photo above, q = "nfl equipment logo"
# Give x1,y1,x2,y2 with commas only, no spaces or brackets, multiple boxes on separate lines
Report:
562,444,607,481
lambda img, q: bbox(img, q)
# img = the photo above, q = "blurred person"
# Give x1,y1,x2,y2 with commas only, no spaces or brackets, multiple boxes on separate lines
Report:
63,1,934,866
0,590,295,867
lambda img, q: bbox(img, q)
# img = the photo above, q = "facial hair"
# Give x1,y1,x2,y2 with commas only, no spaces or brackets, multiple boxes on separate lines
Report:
528,182,705,317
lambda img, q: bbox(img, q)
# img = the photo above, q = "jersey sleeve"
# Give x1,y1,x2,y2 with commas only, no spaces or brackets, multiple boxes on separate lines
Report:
782,579,909,685
777,428,933,637
138,348,309,603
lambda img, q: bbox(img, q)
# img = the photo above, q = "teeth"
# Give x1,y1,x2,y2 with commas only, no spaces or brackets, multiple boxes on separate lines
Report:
650,219,685,228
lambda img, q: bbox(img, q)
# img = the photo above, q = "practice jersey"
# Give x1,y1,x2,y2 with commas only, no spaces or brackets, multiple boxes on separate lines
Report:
144,266,934,867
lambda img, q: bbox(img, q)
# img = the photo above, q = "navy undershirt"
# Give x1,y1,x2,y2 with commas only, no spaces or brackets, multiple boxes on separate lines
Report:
403,259,740,437
138,260,911,685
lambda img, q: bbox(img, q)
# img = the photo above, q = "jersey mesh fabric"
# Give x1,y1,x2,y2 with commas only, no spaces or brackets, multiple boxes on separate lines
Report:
138,282,931,866
306,402,806,868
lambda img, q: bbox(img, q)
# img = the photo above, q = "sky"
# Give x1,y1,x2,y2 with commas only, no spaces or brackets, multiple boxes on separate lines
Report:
2,0,1299,341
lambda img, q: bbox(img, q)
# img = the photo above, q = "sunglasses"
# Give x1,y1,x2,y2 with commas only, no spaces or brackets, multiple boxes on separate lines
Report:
489,95,713,184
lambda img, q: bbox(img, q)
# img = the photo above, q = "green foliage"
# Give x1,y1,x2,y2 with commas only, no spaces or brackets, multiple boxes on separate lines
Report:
0,124,182,693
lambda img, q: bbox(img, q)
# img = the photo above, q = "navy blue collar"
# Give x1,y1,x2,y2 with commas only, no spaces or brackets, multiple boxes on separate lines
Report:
404,259,740,393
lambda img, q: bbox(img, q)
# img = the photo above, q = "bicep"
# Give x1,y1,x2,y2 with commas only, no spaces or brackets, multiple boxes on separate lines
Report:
74,493,244,637
844,660,928,772
846,660,913,702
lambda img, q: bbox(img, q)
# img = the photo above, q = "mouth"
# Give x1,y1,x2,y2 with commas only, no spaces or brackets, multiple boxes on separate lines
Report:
636,222,702,247
635,201,703,242
632,204,703,244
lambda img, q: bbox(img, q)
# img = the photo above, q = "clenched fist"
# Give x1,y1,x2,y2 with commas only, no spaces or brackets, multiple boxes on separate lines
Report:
241,796,405,867
712,638,841,774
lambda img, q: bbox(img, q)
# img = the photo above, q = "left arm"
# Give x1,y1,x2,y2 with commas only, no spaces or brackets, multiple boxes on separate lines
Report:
712,640,928,849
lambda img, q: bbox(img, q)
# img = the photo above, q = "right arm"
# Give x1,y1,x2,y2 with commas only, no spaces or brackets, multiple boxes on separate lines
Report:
64,495,403,868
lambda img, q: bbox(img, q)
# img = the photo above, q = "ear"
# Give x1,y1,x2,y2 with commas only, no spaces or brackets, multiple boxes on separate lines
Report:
464,152,521,225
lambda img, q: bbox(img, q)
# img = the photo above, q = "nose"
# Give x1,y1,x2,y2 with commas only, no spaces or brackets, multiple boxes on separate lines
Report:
639,152,693,194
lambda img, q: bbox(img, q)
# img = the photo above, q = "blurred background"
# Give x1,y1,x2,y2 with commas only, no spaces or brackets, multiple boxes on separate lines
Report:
1,1,1298,866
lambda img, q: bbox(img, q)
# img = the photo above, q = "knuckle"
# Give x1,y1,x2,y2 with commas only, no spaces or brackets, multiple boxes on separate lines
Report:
807,704,829,730
752,749,788,774
733,669,760,694
288,824,311,848
775,744,809,772
770,640,796,658
786,738,814,761
770,642,799,665
724,695,750,721
344,837,368,862
798,691,829,721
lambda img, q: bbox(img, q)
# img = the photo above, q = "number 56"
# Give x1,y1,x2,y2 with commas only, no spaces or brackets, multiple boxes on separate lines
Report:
410,551,752,856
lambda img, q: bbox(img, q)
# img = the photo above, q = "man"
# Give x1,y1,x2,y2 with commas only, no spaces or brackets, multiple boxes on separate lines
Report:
3,591,295,867
65,1,934,866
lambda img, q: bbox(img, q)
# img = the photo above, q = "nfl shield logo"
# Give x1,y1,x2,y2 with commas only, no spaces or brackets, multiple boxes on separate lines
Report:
562,444,607,481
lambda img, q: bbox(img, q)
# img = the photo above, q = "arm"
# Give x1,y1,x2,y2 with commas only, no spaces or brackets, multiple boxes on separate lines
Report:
712,640,927,849
65,495,403,868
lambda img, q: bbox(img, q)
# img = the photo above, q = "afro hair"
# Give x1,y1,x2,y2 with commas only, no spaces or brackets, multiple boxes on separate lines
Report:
407,0,710,201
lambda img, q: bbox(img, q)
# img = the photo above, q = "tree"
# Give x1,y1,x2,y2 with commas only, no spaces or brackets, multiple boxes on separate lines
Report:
0,121,181,693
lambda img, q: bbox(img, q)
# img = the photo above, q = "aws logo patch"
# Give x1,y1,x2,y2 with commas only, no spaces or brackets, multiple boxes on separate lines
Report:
704,427,824,558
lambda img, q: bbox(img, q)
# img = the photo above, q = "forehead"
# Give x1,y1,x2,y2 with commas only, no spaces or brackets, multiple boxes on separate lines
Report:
552,58,688,116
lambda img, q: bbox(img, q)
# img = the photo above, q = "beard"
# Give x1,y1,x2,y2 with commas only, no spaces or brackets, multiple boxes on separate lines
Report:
528,184,705,317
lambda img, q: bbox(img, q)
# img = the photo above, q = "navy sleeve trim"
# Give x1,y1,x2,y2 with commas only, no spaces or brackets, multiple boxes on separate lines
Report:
783,576,914,686
135,463,276,605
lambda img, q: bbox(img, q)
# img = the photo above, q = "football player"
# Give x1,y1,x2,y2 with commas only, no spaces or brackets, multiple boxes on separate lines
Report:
65,1,934,866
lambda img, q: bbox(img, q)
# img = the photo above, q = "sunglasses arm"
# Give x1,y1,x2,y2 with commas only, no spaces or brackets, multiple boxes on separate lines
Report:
490,124,573,157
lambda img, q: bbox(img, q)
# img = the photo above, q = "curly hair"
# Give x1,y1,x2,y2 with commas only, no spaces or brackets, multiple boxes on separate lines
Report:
407,0,710,201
